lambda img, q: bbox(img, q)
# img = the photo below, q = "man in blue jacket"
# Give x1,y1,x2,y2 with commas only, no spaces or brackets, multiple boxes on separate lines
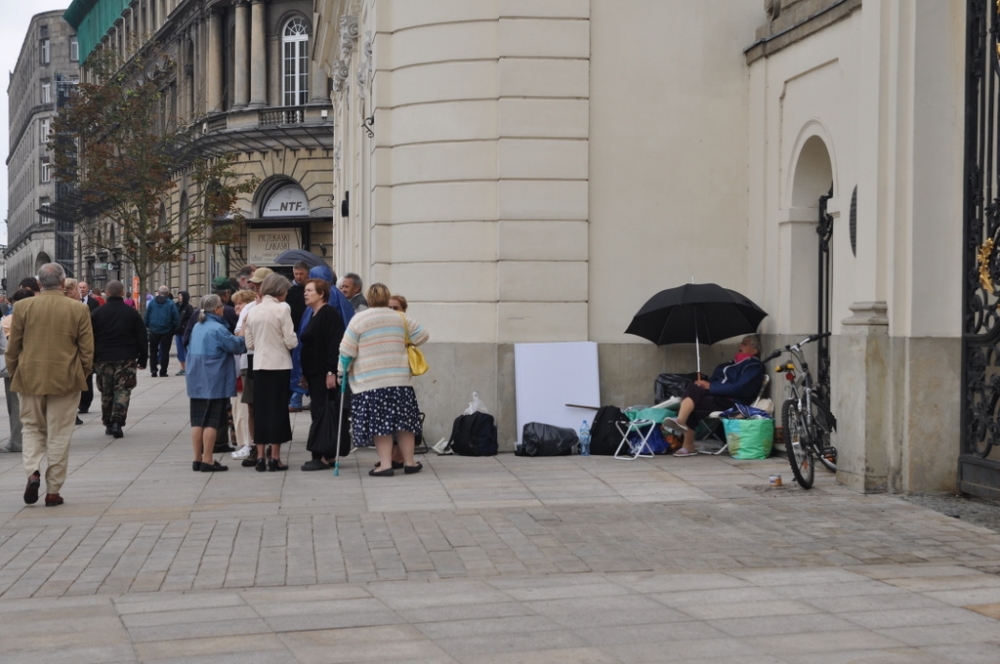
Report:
664,335,765,457
144,286,180,378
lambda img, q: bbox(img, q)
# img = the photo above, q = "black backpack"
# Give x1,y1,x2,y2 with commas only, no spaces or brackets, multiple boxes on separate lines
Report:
590,405,627,456
449,412,498,456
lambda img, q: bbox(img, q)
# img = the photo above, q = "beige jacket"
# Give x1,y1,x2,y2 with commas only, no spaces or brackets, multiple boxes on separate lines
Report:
7,289,94,395
243,295,297,370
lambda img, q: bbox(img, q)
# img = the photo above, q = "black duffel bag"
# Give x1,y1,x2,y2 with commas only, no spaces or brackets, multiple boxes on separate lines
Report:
449,412,498,456
517,422,578,457
654,372,700,403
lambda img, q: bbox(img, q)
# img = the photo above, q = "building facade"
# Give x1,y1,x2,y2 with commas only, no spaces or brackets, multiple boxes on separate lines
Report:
62,0,334,295
6,11,80,287
311,0,974,495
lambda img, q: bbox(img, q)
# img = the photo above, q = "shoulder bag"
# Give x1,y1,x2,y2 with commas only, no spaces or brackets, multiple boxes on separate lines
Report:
399,312,428,376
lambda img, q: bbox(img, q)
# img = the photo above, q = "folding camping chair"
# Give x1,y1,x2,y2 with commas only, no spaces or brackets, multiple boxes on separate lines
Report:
700,373,771,455
614,406,669,460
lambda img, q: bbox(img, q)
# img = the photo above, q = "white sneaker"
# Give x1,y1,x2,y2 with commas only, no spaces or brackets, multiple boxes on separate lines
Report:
231,445,252,460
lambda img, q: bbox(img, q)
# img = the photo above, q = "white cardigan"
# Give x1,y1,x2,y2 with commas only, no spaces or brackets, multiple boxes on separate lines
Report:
243,296,297,370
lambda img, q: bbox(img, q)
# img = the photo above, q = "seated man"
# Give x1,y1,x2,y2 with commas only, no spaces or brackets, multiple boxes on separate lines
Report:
664,334,765,457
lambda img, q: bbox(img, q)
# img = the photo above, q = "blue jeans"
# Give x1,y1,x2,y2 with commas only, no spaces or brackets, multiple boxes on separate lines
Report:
175,334,187,364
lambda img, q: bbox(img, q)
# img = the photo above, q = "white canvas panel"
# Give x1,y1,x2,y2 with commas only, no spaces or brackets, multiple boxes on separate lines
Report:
514,341,600,446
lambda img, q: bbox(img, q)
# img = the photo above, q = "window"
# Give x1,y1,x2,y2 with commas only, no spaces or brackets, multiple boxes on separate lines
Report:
39,25,48,39
39,198,51,225
70,36,79,62
41,82,51,104
282,17,309,106
40,118,50,144
41,38,50,65
40,159,51,183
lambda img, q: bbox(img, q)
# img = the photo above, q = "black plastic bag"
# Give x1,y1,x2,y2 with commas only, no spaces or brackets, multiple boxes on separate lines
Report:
517,422,578,457
654,372,700,402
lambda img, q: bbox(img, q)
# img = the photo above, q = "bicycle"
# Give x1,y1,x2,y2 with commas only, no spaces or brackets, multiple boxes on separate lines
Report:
762,332,838,489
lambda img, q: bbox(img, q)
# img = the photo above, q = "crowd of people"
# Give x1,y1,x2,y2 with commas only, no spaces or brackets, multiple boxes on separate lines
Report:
0,260,430,504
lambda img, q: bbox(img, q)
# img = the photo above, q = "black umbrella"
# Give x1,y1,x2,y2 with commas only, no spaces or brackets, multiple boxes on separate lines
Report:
273,249,326,269
625,283,768,374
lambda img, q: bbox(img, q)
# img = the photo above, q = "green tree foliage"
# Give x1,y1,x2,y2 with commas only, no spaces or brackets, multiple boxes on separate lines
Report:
50,47,258,309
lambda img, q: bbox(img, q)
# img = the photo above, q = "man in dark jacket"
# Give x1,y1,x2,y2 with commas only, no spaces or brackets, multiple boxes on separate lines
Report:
144,285,179,377
92,281,148,438
664,335,765,457
286,261,310,413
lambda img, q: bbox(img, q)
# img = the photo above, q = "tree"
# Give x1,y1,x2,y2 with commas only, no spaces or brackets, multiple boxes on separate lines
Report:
50,47,258,311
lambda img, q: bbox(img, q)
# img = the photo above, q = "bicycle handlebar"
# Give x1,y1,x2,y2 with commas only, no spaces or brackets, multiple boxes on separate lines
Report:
763,331,832,363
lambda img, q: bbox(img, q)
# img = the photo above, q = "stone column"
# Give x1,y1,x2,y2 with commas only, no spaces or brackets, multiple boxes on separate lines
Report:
232,0,250,109
206,9,224,113
248,0,267,108
834,302,890,493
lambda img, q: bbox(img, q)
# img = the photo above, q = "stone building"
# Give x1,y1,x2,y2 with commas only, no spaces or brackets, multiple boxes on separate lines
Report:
62,0,334,294
5,11,80,287
311,0,984,496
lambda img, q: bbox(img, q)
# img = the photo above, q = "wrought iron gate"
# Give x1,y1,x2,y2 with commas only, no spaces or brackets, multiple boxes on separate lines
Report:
961,0,1000,498
817,186,834,404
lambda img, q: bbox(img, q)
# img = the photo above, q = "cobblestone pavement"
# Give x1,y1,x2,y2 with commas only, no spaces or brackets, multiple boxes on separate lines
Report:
0,376,998,662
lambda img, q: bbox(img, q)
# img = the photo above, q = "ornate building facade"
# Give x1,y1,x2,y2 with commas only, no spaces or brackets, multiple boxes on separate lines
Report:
6,11,80,288
62,0,334,294
311,0,973,495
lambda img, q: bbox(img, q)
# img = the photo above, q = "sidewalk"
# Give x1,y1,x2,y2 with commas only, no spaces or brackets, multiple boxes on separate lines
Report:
0,374,998,663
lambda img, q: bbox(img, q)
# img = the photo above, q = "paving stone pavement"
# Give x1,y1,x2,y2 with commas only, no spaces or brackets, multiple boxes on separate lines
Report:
0,375,998,662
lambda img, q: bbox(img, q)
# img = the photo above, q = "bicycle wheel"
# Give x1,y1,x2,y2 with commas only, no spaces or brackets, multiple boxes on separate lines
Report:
782,399,814,489
811,399,837,473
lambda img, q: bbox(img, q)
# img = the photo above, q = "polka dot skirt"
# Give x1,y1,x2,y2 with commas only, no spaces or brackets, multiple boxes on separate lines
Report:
350,386,422,447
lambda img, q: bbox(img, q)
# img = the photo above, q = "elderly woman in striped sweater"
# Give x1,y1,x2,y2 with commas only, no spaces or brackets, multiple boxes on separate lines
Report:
339,283,429,476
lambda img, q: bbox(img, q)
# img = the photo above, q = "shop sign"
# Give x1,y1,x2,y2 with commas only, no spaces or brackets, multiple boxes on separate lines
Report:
262,184,310,217
247,228,302,265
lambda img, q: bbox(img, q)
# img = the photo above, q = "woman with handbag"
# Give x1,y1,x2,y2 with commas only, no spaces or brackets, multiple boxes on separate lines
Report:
339,283,429,476
299,279,347,470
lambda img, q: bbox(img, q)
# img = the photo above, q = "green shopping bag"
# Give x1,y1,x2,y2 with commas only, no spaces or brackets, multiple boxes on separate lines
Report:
722,418,774,460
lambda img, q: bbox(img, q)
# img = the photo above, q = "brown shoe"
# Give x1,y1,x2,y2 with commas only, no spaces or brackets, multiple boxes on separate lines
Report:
44,493,63,507
24,471,40,505
288,406,303,413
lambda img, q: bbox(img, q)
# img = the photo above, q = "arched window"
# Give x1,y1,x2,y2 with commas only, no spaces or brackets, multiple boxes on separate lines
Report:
282,17,309,106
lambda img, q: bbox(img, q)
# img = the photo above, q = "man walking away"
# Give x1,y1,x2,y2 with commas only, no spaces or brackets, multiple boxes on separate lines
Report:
91,281,148,438
145,285,179,377
77,281,99,415
7,263,94,506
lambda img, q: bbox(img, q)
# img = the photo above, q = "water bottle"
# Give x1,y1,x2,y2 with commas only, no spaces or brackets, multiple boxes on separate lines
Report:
579,420,591,456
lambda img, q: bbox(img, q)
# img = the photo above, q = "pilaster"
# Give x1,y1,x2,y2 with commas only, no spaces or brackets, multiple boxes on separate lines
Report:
834,301,890,492
206,8,224,113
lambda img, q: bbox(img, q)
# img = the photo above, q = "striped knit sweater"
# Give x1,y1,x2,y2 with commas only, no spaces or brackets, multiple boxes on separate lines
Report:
339,307,429,393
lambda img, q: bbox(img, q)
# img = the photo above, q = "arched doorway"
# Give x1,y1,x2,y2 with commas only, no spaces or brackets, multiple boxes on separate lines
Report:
34,252,51,273
788,134,835,397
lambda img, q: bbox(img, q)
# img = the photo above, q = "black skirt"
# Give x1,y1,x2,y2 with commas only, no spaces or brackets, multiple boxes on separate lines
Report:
253,368,292,445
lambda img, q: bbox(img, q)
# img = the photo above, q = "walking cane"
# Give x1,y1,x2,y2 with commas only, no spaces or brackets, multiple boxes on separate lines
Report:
333,357,352,476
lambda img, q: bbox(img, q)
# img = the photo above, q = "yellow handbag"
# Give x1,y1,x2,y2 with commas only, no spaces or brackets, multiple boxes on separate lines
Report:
399,313,428,376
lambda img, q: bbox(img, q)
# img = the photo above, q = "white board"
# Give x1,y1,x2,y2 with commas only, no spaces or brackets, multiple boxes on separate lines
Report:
514,341,600,446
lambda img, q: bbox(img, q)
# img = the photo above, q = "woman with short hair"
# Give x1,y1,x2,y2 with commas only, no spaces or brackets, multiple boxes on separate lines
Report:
340,283,429,476
243,273,297,471
186,294,246,472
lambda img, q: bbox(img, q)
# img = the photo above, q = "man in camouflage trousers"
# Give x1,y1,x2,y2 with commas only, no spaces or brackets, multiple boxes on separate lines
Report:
90,281,148,438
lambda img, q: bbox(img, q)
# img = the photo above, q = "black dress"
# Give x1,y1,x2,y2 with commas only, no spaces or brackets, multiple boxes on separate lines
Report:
301,305,347,459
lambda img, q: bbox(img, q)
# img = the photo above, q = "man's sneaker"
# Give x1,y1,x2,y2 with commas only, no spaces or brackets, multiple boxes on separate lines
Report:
232,445,252,460
176,370,186,376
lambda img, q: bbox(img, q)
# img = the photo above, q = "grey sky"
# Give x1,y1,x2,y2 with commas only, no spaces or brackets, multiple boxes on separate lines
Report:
1,2,73,245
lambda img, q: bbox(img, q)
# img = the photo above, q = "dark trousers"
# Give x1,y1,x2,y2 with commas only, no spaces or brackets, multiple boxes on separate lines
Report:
683,382,733,427
148,332,172,376
305,373,349,460
79,372,94,412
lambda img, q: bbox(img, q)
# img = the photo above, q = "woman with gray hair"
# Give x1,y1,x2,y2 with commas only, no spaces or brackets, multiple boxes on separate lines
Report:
185,294,246,472
244,273,298,471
